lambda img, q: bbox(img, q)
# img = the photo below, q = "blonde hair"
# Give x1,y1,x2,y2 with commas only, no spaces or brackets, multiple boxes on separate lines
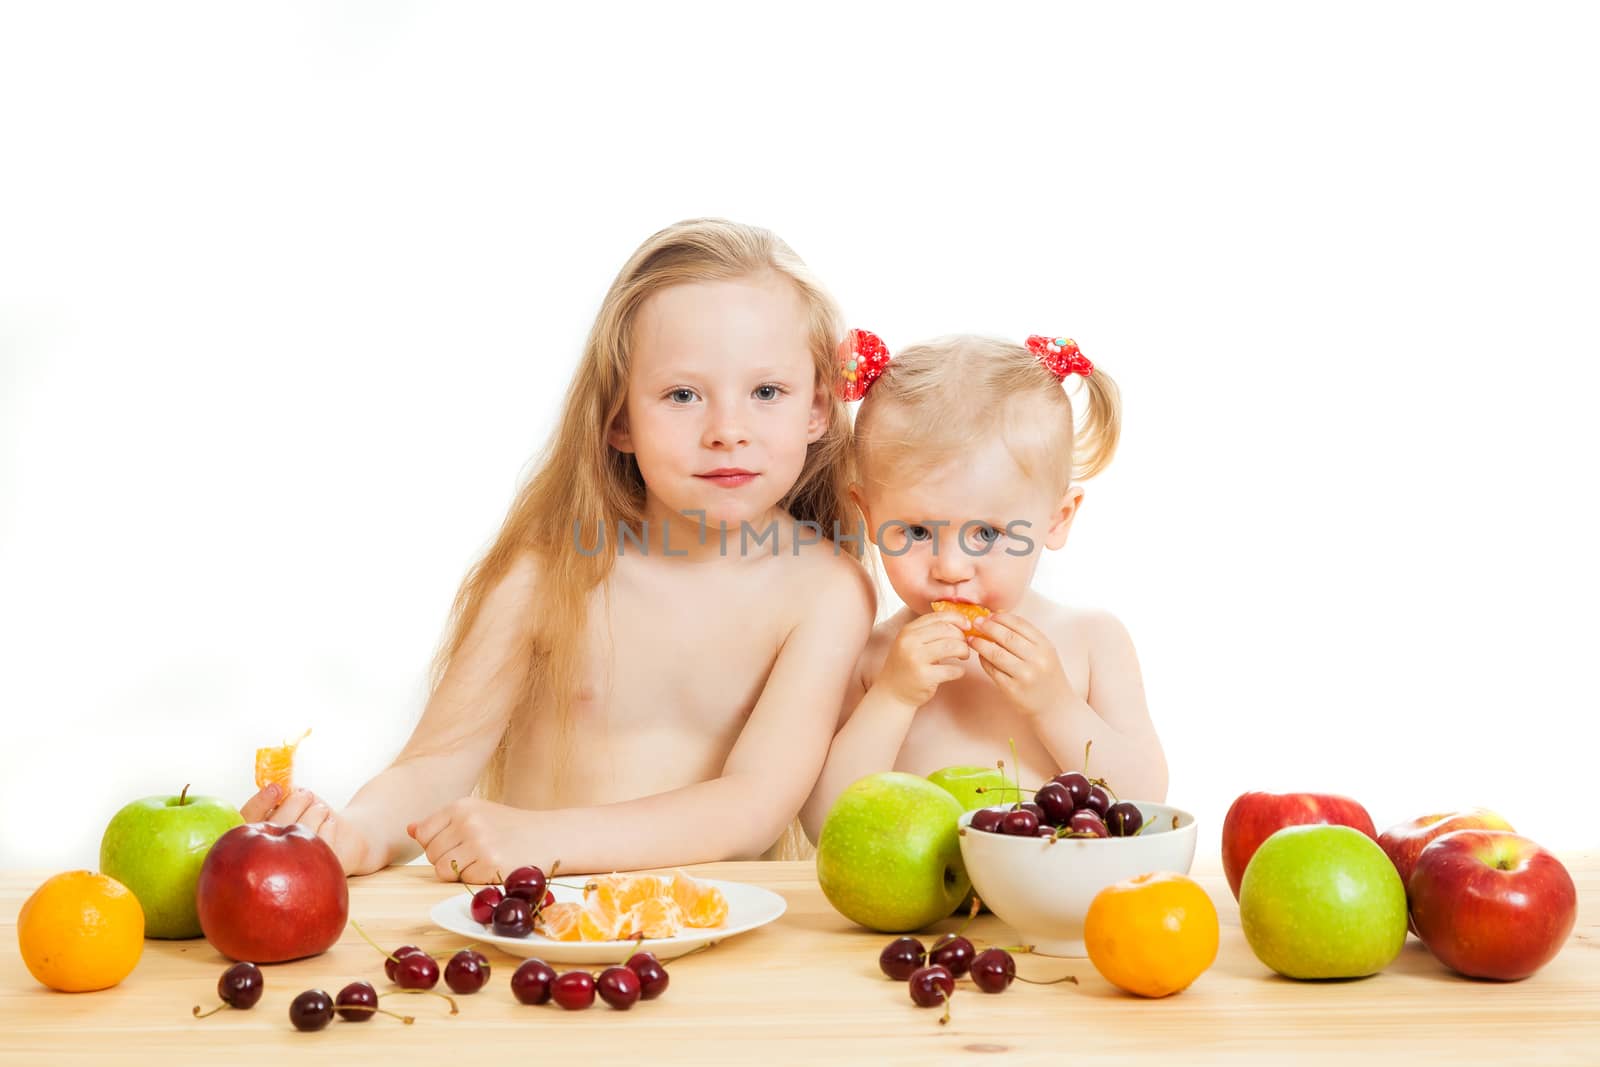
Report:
431,219,857,804
854,334,1122,493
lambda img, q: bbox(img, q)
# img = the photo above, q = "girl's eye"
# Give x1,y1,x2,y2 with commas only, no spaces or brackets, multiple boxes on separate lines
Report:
753,384,784,401
972,525,1000,544
907,525,932,542
668,388,699,404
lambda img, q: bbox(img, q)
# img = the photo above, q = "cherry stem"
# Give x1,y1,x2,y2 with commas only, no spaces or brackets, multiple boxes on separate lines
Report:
1013,973,1079,986
954,894,981,937
1082,739,1092,778
178,784,191,806
387,988,460,1015
340,1003,416,1024
659,940,717,965
975,784,1032,796
939,988,952,1025
349,919,403,966
191,1002,226,1019
1008,738,1022,808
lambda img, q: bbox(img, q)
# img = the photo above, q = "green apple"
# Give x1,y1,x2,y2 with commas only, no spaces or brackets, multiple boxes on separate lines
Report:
100,785,244,939
816,772,970,932
926,765,1017,812
1239,824,1407,979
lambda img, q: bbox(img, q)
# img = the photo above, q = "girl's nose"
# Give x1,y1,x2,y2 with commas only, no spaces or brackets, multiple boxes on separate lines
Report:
930,544,976,584
702,403,751,449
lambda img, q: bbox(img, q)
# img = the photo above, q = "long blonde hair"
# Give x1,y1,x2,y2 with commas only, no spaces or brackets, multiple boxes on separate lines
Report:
433,219,858,802
855,334,1121,492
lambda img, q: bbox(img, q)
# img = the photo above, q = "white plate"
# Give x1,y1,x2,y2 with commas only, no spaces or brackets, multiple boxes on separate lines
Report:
427,877,788,963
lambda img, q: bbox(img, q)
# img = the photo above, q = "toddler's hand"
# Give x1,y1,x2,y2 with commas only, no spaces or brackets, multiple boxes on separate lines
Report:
877,611,971,709
239,784,382,876
969,613,1074,717
408,797,527,885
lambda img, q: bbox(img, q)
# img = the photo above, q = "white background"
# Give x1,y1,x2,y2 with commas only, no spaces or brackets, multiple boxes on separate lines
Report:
3,2,1597,873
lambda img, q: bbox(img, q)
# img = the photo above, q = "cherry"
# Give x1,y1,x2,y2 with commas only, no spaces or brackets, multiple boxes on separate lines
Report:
929,934,974,978
552,970,596,1010
970,948,1016,993
1106,801,1143,837
1084,784,1112,817
493,895,534,938
335,980,416,1024
1000,809,1039,836
1067,809,1109,838
1034,781,1074,825
1017,801,1047,823
194,961,264,1017
1052,770,1092,808
289,988,334,1032
970,808,1005,834
1035,823,1058,837
394,952,441,990
879,936,926,980
541,889,556,909
907,964,954,1008
504,865,548,904
444,949,490,994
511,958,557,1005
384,945,426,982
597,966,641,1010
625,951,670,1000
471,886,504,924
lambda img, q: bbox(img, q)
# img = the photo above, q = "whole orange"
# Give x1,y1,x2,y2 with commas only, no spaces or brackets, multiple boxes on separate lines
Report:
17,870,145,992
1084,871,1218,997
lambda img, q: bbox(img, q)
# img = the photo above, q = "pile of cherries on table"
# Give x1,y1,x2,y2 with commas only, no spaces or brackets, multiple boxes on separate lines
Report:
969,770,1145,839
192,863,676,1032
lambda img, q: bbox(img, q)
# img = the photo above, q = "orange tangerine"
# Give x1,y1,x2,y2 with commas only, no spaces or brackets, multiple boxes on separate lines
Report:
685,885,729,928
254,728,311,794
18,870,145,992
1084,871,1219,998
931,600,992,629
628,896,685,939
535,902,583,942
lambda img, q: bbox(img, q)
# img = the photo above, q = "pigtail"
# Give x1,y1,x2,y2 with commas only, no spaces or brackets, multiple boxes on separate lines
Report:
1070,365,1122,481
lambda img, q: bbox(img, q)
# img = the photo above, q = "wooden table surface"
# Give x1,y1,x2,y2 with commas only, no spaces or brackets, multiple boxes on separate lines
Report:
3,854,1597,1065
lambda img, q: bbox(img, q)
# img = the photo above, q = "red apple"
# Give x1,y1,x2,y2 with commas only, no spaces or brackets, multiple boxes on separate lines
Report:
1409,829,1576,981
1378,808,1513,933
1221,791,1376,900
196,822,348,963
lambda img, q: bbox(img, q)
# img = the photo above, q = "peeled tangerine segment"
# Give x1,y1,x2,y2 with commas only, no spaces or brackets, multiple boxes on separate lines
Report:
931,600,993,628
532,871,729,942
254,729,311,793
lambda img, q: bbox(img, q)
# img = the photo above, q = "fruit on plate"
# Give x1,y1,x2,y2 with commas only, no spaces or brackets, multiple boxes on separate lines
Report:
254,728,311,794
195,823,348,963
99,784,243,938
532,870,727,942
1221,791,1377,899
816,772,969,932
1377,808,1513,933
17,870,145,992
1239,824,1406,979
1084,871,1218,997
1408,829,1577,981
927,764,1017,811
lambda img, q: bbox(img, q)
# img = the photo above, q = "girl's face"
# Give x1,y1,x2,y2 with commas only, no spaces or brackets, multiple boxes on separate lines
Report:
610,273,828,530
853,435,1084,615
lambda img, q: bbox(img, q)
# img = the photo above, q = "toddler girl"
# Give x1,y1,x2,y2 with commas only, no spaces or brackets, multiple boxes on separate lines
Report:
801,332,1166,838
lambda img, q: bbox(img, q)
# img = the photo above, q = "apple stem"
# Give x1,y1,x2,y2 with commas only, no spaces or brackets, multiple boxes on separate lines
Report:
348,919,403,966
178,784,191,806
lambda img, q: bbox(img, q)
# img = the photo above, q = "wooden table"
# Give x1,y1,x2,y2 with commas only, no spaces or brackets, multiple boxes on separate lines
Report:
3,856,1596,1064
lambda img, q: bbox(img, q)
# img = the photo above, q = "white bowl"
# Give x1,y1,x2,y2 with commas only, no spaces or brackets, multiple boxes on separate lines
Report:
957,802,1198,957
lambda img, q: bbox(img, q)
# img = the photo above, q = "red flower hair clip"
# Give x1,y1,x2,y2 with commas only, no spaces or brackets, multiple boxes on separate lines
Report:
836,328,891,401
1026,335,1094,380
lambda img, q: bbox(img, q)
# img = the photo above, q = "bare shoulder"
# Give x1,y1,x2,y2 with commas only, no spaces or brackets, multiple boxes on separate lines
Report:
859,607,914,685
784,540,876,630
1022,598,1136,658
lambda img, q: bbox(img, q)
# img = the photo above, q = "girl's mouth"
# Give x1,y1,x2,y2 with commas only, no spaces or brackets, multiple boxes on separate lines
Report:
696,469,758,488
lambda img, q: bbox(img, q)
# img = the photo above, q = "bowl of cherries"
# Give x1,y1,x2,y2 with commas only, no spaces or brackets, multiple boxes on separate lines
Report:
957,766,1196,957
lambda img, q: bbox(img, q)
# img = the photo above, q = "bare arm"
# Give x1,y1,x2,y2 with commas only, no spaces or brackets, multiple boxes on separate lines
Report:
1023,612,1168,802
410,558,877,880
243,553,539,874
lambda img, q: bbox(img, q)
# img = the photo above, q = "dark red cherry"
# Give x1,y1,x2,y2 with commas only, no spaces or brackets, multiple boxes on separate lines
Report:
394,952,440,990
444,949,490,994
907,964,955,1008
1106,801,1144,836
879,936,926,980
493,895,534,938
510,958,556,1005
970,947,1016,993
1034,782,1075,824
970,807,1006,834
504,865,548,903
335,980,379,1022
626,951,670,1000
1052,770,1092,808
384,945,426,982
552,971,596,1010
928,934,974,978
1084,784,1112,817
1068,809,1109,838
289,988,334,1031
596,966,641,1010
1001,809,1040,836
471,886,504,924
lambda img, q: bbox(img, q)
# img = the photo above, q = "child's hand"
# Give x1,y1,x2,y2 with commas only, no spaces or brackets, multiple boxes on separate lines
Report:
969,613,1074,718
877,612,971,709
408,797,527,885
239,784,382,876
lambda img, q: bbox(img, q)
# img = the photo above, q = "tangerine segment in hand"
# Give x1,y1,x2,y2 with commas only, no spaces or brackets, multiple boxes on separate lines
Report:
254,729,311,793
1084,871,1219,998
18,870,146,992
931,601,993,629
